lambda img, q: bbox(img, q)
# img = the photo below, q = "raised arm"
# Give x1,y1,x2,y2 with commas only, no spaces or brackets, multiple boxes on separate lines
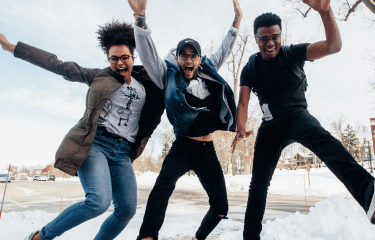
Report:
0,33,16,54
127,0,147,29
1,35,99,86
127,0,167,89
232,0,243,30
304,0,342,61
209,0,242,71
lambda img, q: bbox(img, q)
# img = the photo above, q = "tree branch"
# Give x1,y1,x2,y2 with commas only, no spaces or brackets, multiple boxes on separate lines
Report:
295,7,312,18
340,0,362,21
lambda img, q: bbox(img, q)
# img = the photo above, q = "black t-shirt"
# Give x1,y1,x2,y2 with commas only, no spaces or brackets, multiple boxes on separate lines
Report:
183,78,220,137
240,43,309,124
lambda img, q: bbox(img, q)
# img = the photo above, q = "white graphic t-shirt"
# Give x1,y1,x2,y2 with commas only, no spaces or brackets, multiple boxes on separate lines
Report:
186,77,211,99
98,77,146,142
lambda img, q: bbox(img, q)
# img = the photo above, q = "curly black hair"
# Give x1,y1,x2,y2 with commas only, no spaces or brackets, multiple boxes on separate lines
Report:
97,20,135,55
253,13,282,35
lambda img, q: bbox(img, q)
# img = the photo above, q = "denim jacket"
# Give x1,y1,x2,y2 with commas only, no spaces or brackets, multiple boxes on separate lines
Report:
134,25,238,136
165,57,236,135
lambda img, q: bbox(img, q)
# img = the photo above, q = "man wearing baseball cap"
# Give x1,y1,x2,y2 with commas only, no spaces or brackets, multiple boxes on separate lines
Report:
127,0,242,239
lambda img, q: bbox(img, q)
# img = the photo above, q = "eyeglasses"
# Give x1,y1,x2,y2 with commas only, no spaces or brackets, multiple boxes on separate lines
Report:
108,54,134,64
178,53,200,61
255,34,281,44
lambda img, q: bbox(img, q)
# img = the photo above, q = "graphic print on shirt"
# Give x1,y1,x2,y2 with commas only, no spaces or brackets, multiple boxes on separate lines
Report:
117,86,140,126
261,103,273,121
186,77,211,100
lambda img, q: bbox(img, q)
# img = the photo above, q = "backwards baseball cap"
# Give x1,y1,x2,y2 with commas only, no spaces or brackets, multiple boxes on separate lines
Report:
176,38,201,56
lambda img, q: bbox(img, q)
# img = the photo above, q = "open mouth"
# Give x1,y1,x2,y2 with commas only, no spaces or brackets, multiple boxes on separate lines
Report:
117,67,128,74
184,66,194,74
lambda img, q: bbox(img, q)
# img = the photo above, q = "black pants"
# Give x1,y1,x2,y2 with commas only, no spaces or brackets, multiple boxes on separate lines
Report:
137,136,228,240
244,110,375,240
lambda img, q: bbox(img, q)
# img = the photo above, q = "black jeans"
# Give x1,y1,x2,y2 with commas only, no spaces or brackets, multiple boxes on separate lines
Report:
244,110,375,240
137,136,228,240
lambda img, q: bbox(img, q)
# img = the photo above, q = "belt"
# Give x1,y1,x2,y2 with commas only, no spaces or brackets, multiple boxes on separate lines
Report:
97,127,126,141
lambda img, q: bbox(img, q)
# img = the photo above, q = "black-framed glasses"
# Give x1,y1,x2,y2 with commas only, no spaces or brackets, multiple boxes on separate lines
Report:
178,53,200,61
255,34,281,44
108,54,134,64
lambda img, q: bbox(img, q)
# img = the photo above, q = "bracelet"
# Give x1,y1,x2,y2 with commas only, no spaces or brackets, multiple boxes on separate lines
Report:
133,14,146,18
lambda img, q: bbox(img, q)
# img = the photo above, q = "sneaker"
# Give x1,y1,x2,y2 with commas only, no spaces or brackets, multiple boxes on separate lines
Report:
367,182,375,224
24,231,39,240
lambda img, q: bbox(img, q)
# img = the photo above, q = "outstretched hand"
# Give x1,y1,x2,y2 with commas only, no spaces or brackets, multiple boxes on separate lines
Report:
303,0,331,13
232,0,242,29
127,0,147,15
0,33,15,53
231,129,253,153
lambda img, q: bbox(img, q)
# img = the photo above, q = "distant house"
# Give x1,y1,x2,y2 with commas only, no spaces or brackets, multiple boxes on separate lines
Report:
29,168,44,176
276,157,293,170
292,152,322,169
277,152,322,170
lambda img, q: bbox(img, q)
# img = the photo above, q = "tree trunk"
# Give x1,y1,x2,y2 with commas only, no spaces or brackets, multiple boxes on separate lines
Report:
231,154,237,176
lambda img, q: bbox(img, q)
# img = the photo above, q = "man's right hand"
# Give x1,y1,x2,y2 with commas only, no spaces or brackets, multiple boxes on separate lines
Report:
127,0,147,15
0,33,15,53
231,129,253,153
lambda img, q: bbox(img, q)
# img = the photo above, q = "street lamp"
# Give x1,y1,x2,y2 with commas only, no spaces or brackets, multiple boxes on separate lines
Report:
368,141,373,173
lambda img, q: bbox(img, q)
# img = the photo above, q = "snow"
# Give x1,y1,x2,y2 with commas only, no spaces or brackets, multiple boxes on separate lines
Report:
2,168,375,239
138,168,354,198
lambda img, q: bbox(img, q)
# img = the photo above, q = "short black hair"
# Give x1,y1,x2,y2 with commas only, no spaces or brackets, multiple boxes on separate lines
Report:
253,13,282,35
97,20,135,55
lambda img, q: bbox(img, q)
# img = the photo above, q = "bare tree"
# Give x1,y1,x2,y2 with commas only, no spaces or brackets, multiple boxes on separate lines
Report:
225,28,257,175
9,165,18,173
227,28,253,102
213,105,262,175
370,53,375,90
330,114,348,142
283,0,375,21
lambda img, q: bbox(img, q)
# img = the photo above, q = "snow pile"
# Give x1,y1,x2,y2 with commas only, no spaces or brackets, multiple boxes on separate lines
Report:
261,196,375,240
2,196,375,239
217,196,375,240
2,168,375,239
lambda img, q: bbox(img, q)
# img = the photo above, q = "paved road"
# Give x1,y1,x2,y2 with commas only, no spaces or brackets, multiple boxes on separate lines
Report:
0,180,326,223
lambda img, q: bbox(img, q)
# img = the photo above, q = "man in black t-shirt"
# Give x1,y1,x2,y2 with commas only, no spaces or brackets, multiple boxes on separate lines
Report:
231,0,375,239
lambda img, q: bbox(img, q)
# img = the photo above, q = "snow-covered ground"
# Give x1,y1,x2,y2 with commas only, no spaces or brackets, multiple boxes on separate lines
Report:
2,167,375,239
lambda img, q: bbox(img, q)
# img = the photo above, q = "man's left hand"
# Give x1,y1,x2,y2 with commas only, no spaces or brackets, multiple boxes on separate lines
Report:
303,0,331,13
232,0,242,29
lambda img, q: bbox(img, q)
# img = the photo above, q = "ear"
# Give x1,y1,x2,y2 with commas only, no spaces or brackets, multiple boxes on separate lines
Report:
175,55,178,61
197,56,202,65
254,36,259,44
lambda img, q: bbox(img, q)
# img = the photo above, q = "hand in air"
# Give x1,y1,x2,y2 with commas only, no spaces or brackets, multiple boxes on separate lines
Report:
0,33,14,52
303,0,331,13
127,0,147,15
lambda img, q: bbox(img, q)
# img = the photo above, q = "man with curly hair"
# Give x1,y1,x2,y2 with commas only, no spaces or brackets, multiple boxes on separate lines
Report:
0,20,164,240
231,0,375,239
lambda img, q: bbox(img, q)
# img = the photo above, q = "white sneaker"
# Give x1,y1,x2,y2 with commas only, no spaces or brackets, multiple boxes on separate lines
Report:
24,231,39,240
367,183,375,224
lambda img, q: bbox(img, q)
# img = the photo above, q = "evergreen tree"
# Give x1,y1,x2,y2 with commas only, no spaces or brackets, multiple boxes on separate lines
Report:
342,124,359,159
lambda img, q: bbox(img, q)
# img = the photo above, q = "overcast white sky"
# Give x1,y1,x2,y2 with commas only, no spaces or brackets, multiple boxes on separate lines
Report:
0,0,374,169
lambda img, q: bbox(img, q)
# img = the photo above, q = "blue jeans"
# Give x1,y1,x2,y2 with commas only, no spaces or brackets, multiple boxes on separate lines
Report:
39,129,137,240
